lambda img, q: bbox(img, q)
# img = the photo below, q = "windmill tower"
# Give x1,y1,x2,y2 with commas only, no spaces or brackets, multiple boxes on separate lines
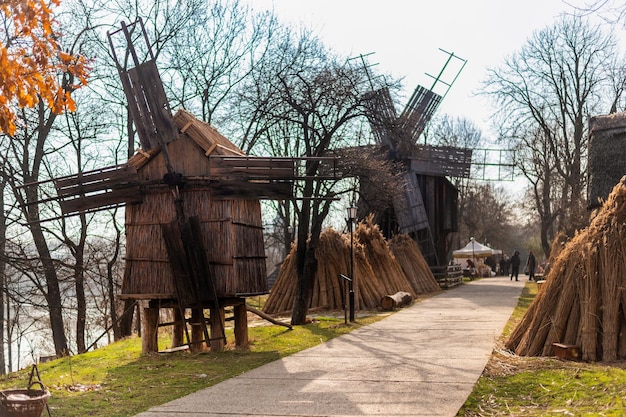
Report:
26,19,311,353
359,51,472,275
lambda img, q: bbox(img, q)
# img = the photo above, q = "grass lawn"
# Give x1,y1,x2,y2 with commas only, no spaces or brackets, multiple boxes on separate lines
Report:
458,282,626,416
0,311,390,417
2,283,626,416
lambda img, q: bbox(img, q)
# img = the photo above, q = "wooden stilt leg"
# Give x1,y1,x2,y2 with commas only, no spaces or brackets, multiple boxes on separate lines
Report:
142,307,159,353
234,303,249,348
210,307,226,351
191,308,206,352
172,307,185,347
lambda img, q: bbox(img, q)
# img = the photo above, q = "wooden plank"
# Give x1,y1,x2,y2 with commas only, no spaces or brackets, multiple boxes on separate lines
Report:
212,156,294,169
209,167,294,178
55,165,139,197
127,60,178,148
161,221,196,307
60,186,142,215
208,156,295,181
209,181,292,200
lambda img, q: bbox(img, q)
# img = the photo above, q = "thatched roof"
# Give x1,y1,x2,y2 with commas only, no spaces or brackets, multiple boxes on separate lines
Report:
506,176,626,361
262,217,439,315
588,111,626,209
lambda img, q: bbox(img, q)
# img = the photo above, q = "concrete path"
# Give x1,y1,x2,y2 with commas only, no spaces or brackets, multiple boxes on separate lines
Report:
135,276,525,417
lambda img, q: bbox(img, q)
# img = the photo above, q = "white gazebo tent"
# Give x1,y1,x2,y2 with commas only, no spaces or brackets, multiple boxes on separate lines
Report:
453,239,498,258
453,239,501,276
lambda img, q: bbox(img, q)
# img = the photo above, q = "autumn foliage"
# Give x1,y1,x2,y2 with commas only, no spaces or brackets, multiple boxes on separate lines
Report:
0,0,89,135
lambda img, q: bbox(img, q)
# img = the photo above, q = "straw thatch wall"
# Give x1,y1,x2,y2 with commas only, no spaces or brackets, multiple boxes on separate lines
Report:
506,176,626,361
588,111,626,209
123,126,267,300
262,218,439,315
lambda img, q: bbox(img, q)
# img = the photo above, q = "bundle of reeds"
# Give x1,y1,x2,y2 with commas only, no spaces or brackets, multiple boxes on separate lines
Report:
354,217,416,299
506,176,626,361
389,233,440,294
263,218,434,315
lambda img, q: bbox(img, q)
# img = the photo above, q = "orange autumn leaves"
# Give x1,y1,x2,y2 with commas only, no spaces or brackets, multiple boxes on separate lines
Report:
0,0,89,135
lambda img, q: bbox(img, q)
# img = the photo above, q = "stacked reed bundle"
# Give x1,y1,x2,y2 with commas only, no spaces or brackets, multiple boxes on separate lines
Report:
389,233,440,294
263,218,434,315
354,217,417,299
506,176,626,361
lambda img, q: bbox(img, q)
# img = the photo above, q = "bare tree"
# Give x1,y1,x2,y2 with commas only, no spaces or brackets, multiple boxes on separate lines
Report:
569,0,626,25
0,179,6,374
482,15,622,256
235,26,396,324
162,0,278,131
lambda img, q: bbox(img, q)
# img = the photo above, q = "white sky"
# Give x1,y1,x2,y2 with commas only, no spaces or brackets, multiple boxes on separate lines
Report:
246,0,604,142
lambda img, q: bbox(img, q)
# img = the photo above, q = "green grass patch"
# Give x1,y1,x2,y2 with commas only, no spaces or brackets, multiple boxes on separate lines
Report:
458,282,626,416
0,312,389,417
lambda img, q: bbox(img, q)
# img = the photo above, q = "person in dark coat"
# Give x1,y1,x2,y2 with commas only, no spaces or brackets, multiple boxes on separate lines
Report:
499,255,509,276
526,251,536,281
510,250,521,281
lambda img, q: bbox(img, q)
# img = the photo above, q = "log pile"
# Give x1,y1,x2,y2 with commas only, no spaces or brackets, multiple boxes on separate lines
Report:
263,217,439,315
506,176,626,361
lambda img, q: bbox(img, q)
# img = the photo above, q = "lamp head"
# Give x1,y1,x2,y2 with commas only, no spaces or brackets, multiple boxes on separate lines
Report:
347,205,357,222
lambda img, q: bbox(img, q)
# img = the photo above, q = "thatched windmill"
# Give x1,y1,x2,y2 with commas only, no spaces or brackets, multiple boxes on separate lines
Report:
359,52,472,277
24,19,312,353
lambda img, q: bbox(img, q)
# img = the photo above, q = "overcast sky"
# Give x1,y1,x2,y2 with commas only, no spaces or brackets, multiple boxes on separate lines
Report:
246,1,612,142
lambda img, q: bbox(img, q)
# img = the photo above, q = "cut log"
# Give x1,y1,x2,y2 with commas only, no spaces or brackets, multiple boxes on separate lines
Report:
380,291,414,310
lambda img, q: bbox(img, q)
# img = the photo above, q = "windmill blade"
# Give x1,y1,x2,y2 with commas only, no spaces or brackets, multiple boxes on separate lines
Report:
363,87,399,149
393,171,430,234
408,144,472,178
108,19,178,151
54,164,142,216
399,85,442,144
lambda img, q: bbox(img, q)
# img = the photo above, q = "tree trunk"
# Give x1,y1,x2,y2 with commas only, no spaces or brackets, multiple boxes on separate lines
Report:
25,181,68,356
291,179,313,325
107,216,127,340
75,253,87,354
118,299,136,338
0,180,6,374
32,224,68,356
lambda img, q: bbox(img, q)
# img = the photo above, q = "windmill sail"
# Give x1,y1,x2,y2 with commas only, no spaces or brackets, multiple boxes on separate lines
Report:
394,171,429,234
399,85,442,144
108,19,178,151
363,87,399,150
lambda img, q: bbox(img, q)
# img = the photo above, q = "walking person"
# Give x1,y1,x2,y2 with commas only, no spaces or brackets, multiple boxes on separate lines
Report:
510,250,521,281
526,251,536,281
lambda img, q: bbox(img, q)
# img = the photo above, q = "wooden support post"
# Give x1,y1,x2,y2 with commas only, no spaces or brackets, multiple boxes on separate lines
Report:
233,303,249,348
210,307,226,351
142,307,159,353
172,308,185,347
191,308,206,352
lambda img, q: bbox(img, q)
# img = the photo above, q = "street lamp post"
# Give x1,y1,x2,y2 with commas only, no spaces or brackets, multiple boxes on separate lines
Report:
347,205,358,322
470,237,475,278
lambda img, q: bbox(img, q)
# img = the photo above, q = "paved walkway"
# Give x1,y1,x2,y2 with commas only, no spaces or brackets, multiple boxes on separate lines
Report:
135,276,525,417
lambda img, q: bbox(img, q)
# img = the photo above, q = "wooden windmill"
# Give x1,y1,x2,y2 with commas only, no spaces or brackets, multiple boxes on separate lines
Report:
24,19,317,353
359,51,472,275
